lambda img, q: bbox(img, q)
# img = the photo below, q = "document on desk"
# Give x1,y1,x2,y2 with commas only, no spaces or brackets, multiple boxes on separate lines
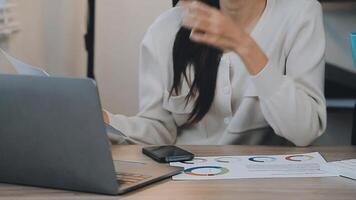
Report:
170,152,337,180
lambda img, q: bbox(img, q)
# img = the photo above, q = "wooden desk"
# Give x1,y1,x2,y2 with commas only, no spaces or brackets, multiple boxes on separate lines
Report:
1,145,356,200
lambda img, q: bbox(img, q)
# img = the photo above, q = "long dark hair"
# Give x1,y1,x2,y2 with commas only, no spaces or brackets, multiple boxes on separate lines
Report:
171,0,222,126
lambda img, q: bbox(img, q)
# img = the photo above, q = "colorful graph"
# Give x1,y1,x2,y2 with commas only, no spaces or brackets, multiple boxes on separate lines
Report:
215,157,241,163
184,166,230,176
171,152,333,180
248,156,277,163
181,158,207,164
285,155,314,162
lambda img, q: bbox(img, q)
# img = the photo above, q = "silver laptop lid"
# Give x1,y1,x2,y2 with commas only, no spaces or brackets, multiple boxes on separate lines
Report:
0,74,118,195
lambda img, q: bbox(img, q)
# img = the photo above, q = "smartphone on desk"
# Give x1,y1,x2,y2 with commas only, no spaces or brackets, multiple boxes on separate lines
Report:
142,145,194,163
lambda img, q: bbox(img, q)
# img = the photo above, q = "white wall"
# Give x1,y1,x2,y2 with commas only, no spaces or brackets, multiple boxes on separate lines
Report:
7,0,87,76
95,0,171,115
1,0,46,71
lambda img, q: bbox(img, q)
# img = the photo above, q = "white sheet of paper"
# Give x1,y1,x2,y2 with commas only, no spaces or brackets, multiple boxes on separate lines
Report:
0,0,6,7
105,124,128,138
170,152,337,180
0,48,49,76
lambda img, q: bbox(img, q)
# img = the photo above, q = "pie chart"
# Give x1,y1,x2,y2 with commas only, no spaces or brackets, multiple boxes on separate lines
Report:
285,155,314,162
248,156,277,163
184,166,229,176
215,157,241,163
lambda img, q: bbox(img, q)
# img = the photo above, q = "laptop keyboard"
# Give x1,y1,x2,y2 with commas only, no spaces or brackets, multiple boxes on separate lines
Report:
116,172,152,185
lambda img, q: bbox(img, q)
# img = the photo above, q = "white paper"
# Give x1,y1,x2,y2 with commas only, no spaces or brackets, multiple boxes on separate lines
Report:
0,48,49,76
320,159,356,180
106,124,128,138
0,0,6,8
170,152,337,180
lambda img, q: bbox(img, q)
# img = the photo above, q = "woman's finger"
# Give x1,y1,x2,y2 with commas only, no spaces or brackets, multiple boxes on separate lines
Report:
190,31,235,51
182,13,212,32
188,1,218,16
182,0,219,25
183,11,225,37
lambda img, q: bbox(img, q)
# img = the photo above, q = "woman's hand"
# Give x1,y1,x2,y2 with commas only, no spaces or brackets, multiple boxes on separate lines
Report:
181,1,268,75
102,110,110,124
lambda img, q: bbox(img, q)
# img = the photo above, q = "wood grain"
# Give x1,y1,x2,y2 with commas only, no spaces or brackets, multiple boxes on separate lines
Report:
0,145,355,200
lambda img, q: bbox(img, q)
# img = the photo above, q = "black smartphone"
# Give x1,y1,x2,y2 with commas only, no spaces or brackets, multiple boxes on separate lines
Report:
142,145,194,163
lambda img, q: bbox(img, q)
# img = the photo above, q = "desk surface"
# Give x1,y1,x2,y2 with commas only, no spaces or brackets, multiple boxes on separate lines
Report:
1,145,356,200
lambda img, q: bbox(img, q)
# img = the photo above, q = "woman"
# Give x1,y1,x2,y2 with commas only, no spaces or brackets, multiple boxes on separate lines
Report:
104,0,327,146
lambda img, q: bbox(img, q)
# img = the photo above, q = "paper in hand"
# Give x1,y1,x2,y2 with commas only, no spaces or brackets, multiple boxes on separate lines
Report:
0,0,6,7
106,124,128,138
0,48,50,76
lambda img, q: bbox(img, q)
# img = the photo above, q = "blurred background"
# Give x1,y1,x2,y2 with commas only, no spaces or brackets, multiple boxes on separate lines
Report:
0,0,355,145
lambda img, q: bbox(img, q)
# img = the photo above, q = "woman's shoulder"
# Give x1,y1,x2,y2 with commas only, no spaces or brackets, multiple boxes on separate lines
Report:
143,7,183,46
273,0,322,18
141,7,183,71
270,0,323,38
150,7,184,31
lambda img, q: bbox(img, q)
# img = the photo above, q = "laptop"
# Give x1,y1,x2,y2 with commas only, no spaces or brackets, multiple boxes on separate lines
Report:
0,74,183,195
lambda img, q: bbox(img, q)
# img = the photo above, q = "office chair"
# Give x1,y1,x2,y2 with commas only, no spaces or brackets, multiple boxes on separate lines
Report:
352,102,356,145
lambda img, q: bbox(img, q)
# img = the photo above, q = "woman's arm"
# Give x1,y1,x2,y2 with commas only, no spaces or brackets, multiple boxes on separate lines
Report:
103,110,110,124
182,1,327,146
181,1,268,75
252,1,327,146
106,32,178,145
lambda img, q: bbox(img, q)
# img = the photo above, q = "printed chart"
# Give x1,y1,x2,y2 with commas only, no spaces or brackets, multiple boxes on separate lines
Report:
170,152,337,180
